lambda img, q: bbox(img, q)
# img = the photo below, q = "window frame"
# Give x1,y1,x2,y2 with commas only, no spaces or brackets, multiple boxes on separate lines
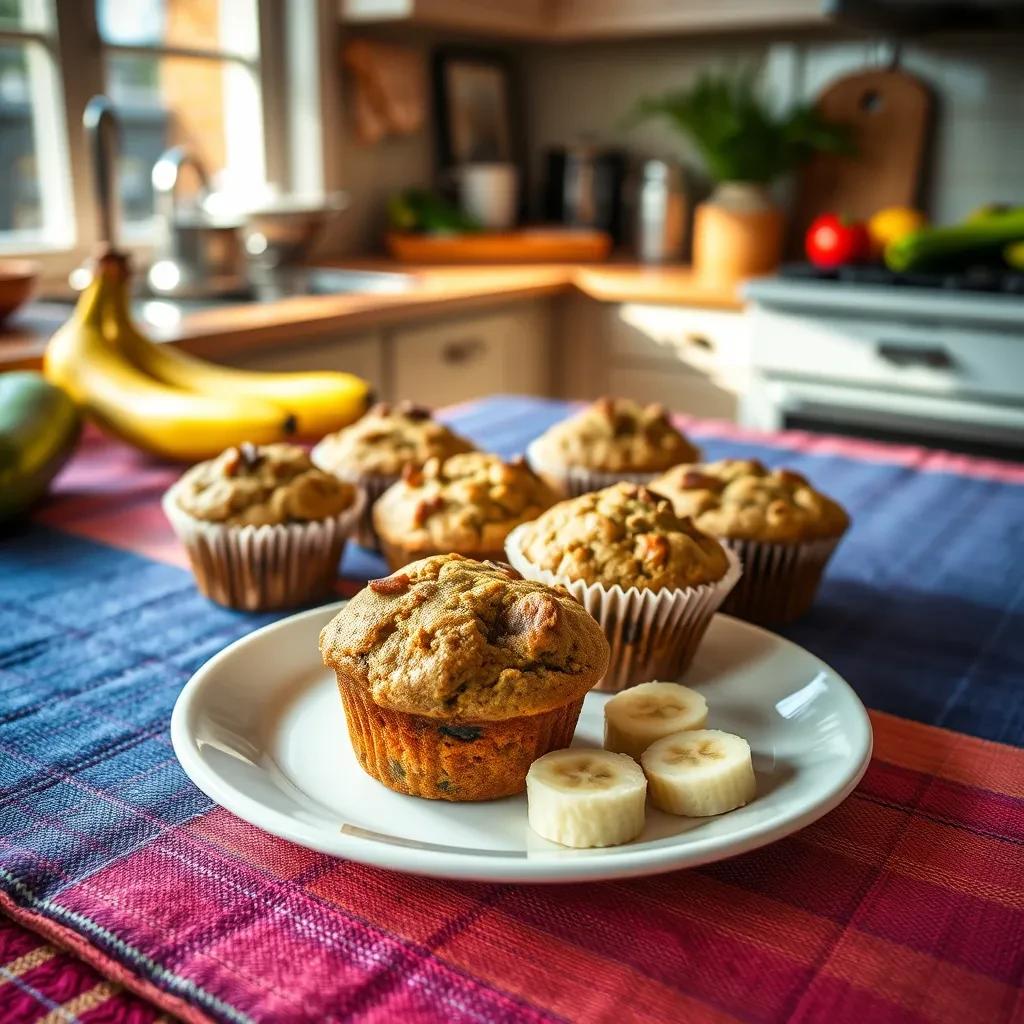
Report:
0,0,334,279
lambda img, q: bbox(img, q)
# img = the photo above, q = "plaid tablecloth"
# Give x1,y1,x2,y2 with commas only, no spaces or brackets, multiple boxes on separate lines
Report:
2,395,1023,1024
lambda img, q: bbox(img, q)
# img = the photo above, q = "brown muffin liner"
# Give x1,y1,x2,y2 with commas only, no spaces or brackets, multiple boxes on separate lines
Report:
525,439,700,498
335,670,585,801
308,446,397,551
505,525,741,693
377,536,509,574
162,484,364,611
720,535,843,626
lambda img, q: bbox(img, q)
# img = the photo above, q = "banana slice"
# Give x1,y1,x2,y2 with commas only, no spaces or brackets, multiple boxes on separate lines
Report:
527,749,647,848
641,729,755,817
604,681,709,760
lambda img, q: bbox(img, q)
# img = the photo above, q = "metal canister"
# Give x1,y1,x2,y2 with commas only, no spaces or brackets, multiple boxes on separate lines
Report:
633,159,687,264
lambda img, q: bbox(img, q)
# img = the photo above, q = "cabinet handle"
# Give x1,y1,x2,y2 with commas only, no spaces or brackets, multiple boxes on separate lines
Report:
876,342,954,370
685,333,713,351
442,338,486,364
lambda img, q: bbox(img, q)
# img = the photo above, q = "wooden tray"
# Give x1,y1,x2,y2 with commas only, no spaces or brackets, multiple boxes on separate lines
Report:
386,228,612,264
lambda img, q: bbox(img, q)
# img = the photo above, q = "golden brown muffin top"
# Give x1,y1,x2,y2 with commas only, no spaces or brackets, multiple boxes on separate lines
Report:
312,401,475,477
319,554,609,720
530,397,699,473
651,459,850,543
514,482,729,591
175,443,356,526
372,452,558,554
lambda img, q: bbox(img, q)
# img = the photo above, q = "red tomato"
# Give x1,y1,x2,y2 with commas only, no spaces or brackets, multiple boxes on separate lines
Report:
805,214,870,268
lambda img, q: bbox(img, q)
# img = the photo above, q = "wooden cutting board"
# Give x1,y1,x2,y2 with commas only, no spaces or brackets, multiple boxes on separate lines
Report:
386,228,612,264
794,68,933,241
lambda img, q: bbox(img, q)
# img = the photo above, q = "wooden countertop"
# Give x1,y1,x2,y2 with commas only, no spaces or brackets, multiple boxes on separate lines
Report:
0,262,744,371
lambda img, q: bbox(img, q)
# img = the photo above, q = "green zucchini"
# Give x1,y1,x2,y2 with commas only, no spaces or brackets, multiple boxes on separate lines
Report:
0,371,81,524
885,208,1024,272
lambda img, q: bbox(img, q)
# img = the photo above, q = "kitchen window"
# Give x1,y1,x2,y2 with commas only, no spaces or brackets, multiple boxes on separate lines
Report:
98,0,265,234
0,0,74,251
0,0,324,267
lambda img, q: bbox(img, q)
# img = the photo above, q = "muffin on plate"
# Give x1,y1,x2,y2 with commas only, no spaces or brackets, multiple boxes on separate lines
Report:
505,482,740,692
372,451,558,572
311,401,475,549
526,397,700,496
163,442,363,611
651,459,849,624
319,554,610,801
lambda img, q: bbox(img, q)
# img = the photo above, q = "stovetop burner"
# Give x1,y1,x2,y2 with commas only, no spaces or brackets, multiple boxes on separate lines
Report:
778,262,1024,295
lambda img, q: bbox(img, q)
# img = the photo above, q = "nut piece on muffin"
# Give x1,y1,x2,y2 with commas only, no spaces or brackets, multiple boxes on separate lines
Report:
319,553,610,801
373,451,559,571
505,483,739,692
527,397,700,495
512,481,729,591
651,459,849,625
311,401,475,549
164,443,363,610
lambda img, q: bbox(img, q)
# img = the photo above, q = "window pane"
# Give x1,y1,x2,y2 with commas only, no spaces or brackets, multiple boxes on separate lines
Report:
0,44,41,231
0,0,25,29
107,51,265,225
97,0,259,59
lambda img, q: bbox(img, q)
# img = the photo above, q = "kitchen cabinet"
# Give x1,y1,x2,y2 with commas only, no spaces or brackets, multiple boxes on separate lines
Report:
340,0,825,38
224,301,551,409
390,303,550,407
225,331,388,398
559,300,750,420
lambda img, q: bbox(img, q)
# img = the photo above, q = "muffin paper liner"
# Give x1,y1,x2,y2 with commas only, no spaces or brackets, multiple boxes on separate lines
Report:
308,446,396,551
525,438,702,498
334,670,585,801
720,535,843,625
162,484,365,611
505,525,742,693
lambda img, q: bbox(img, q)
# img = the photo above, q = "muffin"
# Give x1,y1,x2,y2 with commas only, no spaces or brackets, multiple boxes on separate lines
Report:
651,459,849,624
372,451,559,572
311,401,475,549
505,482,740,691
319,554,610,801
163,442,363,610
526,397,700,496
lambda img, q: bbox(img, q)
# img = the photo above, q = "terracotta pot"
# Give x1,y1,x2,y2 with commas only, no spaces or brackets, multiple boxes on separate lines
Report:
692,182,783,284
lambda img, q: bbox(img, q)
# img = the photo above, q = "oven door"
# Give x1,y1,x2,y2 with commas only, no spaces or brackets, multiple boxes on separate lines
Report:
746,378,1024,461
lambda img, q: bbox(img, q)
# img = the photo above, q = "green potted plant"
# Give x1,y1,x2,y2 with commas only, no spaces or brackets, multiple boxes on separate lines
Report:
634,70,851,281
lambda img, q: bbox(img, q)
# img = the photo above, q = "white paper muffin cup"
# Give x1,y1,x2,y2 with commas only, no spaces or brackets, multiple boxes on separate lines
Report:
505,524,741,693
309,442,396,551
719,535,843,625
525,439,669,498
162,484,365,611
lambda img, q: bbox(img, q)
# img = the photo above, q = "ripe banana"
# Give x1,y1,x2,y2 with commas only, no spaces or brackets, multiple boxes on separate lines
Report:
641,729,755,817
101,277,370,438
45,258,294,461
526,749,647,848
604,681,708,760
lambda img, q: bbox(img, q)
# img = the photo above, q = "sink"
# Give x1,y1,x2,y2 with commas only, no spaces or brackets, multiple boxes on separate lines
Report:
37,265,418,336
300,268,415,295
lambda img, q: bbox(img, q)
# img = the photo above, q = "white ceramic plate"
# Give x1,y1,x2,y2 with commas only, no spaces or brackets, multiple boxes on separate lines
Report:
171,604,872,883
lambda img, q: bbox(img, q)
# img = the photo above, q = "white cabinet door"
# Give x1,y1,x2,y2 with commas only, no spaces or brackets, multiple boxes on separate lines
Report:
390,304,550,407
224,332,387,398
608,365,739,420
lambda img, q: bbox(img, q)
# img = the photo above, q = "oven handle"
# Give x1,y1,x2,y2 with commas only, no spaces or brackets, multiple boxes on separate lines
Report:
876,341,955,370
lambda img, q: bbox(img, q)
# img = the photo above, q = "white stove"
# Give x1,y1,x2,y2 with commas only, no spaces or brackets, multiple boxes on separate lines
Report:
742,274,1024,461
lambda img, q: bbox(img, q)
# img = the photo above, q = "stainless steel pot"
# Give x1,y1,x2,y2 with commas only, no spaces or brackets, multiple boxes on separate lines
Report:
146,147,249,298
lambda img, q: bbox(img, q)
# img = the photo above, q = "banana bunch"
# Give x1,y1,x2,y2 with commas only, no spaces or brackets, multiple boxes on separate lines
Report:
44,252,371,462
526,682,756,849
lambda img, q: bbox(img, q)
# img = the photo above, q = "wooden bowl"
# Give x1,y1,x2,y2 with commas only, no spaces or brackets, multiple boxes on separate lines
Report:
0,259,39,324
